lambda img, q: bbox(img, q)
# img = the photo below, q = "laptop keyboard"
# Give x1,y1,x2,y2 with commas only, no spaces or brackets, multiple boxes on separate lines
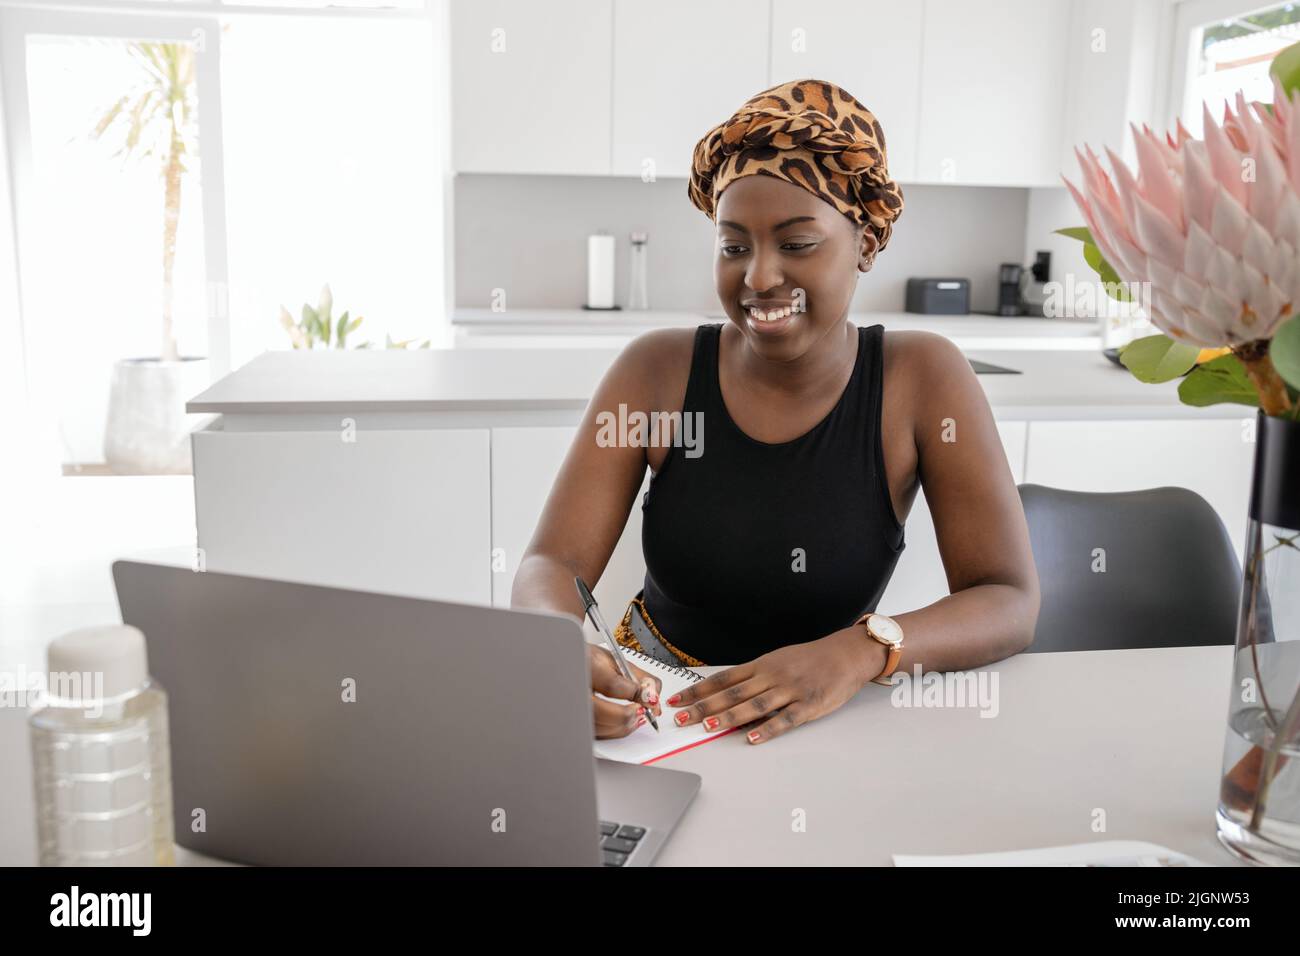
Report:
599,820,647,866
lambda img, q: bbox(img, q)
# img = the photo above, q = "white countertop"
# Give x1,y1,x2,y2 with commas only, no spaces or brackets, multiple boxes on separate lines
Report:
454,308,1105,351
186,344,1241,421
0,644,1243,866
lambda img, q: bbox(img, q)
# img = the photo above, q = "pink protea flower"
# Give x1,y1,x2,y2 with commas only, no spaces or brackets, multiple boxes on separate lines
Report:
1064,77,1300,349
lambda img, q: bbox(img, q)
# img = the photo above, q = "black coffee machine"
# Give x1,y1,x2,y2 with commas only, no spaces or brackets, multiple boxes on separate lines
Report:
998,252,1052,317
997,262,1024,316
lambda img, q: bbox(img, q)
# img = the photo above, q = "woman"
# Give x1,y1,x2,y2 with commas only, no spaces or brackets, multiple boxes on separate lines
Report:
512,79,1040,743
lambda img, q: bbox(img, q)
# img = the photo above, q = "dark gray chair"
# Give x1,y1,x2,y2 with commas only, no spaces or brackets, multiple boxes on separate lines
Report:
1017,484,1242,653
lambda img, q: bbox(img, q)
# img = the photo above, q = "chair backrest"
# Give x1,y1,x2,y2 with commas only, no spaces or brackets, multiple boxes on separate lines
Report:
1017,484,1241,653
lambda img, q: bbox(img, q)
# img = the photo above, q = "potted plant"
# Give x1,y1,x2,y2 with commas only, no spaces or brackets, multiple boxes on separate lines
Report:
93,41,207,475
1063,46,1300,865
278,284,431,350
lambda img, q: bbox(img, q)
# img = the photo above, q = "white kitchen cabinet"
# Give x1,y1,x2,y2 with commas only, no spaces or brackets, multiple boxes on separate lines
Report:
916,0,1072,186
192,423,493,605
879,421,1028,615
1022,418,1255,559
490,426,649,611
491,426,574,607
610,0,769,178
769,0,924,182
450,0,613,174
449,0,1144,188
1059,0,1164,173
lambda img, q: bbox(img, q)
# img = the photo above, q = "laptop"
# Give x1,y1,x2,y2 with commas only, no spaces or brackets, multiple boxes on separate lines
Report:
111,560,701,866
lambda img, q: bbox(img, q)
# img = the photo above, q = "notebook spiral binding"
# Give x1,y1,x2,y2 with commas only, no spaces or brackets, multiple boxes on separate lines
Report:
620,646,702,683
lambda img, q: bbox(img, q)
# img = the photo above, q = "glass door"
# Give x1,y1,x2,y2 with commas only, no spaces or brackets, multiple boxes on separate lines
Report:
0,6,230,473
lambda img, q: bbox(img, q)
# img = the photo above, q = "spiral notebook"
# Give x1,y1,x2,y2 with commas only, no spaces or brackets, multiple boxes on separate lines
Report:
593,647,743,765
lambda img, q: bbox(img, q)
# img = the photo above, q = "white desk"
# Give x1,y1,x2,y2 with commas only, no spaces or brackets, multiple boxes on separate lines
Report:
0,645,1243,866
657,645,1242,865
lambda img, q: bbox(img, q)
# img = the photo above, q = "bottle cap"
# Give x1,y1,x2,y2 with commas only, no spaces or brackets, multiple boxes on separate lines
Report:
46,625,149,704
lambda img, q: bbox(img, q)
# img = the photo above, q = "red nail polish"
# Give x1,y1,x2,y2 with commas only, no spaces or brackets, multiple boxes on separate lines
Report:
667,694,681,706
747,731,761,743
675,711,689,726
703,716,719,731
637,716,646,727
637,706,645,715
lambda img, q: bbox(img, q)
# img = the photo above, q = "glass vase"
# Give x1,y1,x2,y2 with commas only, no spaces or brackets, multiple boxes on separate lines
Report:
1217,409,1300,866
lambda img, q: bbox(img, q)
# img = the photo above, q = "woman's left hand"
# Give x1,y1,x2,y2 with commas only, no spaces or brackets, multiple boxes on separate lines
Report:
666,627,887,744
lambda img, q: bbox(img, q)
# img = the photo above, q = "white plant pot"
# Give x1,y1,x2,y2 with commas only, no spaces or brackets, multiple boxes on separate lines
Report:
104,356,210,475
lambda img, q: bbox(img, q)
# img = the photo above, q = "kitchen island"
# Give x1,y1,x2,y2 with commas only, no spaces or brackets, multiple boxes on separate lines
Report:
452,308,1109,352
186,344,1255,619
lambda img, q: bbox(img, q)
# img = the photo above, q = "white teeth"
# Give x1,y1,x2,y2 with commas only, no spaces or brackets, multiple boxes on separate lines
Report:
748,305,794,322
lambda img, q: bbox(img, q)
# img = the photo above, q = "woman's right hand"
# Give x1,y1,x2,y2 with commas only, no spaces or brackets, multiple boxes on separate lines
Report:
587,643,663,739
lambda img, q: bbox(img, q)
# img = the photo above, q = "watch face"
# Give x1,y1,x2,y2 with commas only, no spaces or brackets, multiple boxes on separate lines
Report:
868,614,904,646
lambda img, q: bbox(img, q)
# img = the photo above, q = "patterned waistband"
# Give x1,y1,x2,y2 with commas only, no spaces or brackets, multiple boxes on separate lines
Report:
612,594,706,668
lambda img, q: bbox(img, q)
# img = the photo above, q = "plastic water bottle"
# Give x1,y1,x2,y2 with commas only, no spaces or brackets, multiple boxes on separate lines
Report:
29,625,175,866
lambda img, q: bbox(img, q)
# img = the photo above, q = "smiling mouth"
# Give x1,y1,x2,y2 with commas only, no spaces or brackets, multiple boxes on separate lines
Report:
745,304,797,323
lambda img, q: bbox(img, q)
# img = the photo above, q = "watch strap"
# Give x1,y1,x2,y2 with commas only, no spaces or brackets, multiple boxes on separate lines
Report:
854,611,903,686
871,644,902,685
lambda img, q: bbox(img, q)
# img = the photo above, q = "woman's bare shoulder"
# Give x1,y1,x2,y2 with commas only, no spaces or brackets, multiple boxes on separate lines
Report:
881,328,968,374
610,326,698,415
880,328,983,434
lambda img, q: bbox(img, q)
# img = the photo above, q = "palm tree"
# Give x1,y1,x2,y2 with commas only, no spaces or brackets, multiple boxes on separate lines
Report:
89,41,198,363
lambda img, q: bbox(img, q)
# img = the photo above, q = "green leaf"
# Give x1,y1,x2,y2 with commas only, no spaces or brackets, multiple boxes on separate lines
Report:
1054,226,1093,244
1272,40,1300,100
1081,242,1133,301
297,306,313,347
1272,315,1300,391
1119,334,1201,383
335,311,350,348
1057,225,1135,300
1177,353,1260,408
1101,281,1133,303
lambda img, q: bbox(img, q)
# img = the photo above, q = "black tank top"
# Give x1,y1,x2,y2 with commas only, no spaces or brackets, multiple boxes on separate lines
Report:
640,322,905,665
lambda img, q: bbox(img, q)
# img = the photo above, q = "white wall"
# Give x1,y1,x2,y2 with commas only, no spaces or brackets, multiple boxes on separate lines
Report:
1025,186,1091,306
454,175,1032,314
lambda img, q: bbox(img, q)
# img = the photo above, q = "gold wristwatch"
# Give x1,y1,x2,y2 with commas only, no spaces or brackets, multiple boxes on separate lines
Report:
853,611,904,685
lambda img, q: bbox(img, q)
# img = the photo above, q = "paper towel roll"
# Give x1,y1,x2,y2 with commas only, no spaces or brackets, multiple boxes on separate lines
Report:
587,234,615,309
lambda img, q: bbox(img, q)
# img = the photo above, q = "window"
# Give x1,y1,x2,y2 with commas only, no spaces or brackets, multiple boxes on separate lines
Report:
1176,0,1300,135
0,0,447,472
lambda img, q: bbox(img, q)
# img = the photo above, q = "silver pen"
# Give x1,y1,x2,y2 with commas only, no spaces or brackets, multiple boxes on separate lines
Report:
575,576,659,732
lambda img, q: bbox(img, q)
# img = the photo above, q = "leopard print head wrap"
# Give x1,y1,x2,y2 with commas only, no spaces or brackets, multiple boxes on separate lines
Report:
688,79,904,252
